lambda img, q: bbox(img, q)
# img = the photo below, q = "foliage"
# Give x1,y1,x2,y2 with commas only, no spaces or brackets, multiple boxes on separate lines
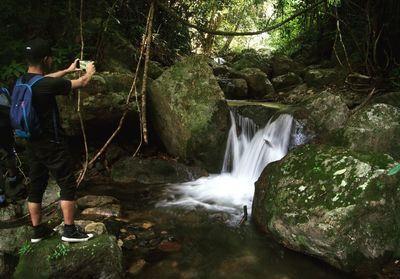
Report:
18,241,33,257
47,242,70,262
0,61,25,88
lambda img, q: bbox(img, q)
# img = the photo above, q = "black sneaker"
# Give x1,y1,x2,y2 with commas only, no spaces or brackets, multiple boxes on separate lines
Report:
62,225,94,243
31,224,56,243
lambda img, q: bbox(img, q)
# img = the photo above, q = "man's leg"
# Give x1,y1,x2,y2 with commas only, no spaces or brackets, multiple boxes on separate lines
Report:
60,200,75,225
28,202,42,226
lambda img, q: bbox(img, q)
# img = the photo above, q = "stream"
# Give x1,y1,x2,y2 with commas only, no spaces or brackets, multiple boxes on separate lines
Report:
82,108,353,278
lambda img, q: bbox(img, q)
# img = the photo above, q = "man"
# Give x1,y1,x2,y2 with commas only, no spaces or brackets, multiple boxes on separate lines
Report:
22,38,95,243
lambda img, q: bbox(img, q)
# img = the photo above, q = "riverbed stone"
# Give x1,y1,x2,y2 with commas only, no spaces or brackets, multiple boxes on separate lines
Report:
80,204,121,218
76,195,120,209
344,103,400,159
14,234,123,279
253,144,400,272
149,55,230,172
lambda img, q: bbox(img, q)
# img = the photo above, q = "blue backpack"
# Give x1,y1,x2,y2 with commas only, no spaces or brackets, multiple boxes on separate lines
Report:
10,75,44,138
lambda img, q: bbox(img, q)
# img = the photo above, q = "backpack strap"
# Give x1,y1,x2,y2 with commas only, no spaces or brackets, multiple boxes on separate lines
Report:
15,75,44,89
27,75,44,86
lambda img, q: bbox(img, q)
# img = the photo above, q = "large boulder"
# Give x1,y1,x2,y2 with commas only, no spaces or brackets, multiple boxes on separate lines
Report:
14,234,123,279
149,55,230,172
344,103,400,159
237,68,275,99
253,144,400,272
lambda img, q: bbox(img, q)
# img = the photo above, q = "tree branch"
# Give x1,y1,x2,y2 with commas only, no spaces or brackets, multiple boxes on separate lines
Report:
156,0,327,36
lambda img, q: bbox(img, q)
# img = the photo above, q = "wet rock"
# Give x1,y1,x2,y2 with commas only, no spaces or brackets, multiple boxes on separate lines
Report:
76,195,120,209
231,104,283,128
84,222,107,235
237,68,275,99
253,144,400,272
218,78,248,99
0,226,32,254
14,234,123,279
344,103,400,159
272,72,303,91
127,259,146,276
80,204,121,218
149,55,230,172
111,157,207,184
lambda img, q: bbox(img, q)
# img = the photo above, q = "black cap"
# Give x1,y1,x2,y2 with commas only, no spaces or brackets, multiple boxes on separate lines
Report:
25,38,52,61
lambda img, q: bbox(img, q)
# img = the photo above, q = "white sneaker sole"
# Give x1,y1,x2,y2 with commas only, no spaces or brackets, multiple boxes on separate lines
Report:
61,233,94,243
31,238,43,243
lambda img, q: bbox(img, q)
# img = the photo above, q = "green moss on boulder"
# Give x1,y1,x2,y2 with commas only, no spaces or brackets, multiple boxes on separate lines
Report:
14,234,122,279
149,55,230,172
252,144,400,272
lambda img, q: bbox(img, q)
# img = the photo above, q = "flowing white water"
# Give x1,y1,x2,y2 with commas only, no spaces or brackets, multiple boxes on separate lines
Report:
160,111,294,218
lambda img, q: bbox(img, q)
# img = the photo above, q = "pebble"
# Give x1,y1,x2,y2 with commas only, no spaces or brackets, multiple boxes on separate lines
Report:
127,259,146,276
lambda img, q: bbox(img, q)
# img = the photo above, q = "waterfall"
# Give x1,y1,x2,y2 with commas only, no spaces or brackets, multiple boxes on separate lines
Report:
159,111,294,218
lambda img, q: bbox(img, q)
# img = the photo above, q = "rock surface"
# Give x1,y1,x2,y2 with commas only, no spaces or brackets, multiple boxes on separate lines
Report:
237,68,275,99
253,144,400,272
149,55,230,172
344,103,400,159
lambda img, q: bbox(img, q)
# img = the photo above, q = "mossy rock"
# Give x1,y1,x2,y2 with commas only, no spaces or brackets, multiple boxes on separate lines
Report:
149,55,230,172
252,144,400,272
14,234,123,279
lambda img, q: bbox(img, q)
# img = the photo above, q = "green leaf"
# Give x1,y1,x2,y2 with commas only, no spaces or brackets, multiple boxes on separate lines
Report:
388,164,400,176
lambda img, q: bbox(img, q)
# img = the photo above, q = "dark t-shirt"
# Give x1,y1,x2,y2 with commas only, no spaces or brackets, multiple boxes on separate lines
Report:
21,73,72,141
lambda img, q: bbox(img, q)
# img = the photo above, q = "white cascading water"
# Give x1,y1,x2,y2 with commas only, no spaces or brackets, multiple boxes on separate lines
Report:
160,111,294,218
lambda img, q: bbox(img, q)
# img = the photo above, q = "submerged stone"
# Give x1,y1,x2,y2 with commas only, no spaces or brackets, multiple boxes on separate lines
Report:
252,144,400,272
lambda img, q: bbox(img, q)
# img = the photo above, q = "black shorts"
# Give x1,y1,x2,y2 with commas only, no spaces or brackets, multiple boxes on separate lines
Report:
26,138,77,203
